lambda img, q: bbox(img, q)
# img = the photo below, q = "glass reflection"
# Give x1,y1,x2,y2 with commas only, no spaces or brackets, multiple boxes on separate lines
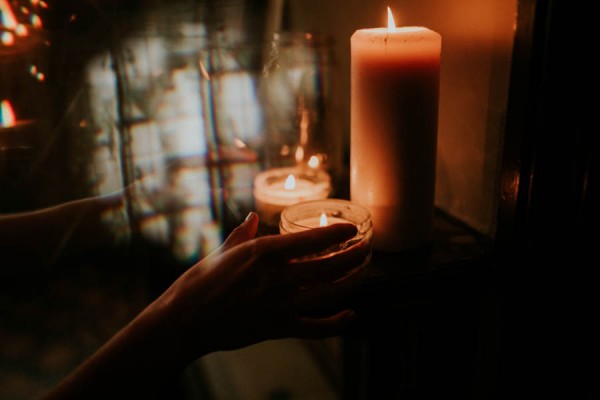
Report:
1,2,341,268
81,21,265,264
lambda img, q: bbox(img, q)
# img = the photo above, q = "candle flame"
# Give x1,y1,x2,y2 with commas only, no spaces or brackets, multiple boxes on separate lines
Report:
387,7,397,32
319,212,328,227
284,174,296,190
308,155,319,169
0,100,17,128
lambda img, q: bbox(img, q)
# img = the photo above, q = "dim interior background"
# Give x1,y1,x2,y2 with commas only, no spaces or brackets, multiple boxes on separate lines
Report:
1,0,517,399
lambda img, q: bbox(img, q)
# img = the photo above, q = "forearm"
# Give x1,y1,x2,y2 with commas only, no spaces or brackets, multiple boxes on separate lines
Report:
42,298,196,400
0,192,124,269
50,192,126,255
39,214,367,399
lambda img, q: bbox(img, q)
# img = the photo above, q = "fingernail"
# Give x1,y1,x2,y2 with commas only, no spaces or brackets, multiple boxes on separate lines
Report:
245,211,256,222
344,310,357,323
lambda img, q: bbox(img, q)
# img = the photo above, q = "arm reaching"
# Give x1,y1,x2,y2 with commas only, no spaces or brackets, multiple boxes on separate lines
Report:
0,192,124,272
42,212,369,399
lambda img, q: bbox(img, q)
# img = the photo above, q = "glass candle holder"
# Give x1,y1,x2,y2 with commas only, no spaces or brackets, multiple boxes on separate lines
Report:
260,31,344,191
253,166,331,227
280,198,373,260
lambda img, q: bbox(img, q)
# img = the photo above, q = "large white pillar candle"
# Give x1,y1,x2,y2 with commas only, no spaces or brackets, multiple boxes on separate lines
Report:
350,9,441,252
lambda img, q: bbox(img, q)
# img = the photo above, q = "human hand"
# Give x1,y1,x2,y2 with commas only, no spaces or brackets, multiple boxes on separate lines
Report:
40,211,369,399
150,211,370,361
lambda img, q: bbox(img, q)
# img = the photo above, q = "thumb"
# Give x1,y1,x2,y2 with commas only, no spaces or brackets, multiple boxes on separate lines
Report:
221,211,259,250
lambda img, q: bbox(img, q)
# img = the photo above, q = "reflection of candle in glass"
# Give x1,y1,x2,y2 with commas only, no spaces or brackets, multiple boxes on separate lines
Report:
351,7,441,252
280,198,373,261
253,166,331,227
0,0,23,46
0,100,17,127
1,99,36,210
1,0,44,56
0,99,34,148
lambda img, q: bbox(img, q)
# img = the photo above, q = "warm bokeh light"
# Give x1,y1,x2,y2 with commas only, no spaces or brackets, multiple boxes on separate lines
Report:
1,0,42,47
31,14,42,28
295,145,304,162
1,31,14,45
0,99,17,127
278,145,290,157
299,109,309,145
308,155,319,169
15,23,28,36
1,0,19,30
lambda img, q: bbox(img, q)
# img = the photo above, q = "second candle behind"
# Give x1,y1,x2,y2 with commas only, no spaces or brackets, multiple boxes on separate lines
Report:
253,166,331,228
350,8,441,252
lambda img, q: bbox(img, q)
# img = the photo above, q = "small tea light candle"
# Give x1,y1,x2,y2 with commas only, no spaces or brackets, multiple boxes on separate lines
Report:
280,199,373,260
253,166,331,227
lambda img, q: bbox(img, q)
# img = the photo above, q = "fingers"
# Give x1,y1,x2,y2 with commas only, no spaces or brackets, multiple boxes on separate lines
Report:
287,240,371,285
221,212,259,251
293,264,368,311
292,310,357,339
256,223,358,261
